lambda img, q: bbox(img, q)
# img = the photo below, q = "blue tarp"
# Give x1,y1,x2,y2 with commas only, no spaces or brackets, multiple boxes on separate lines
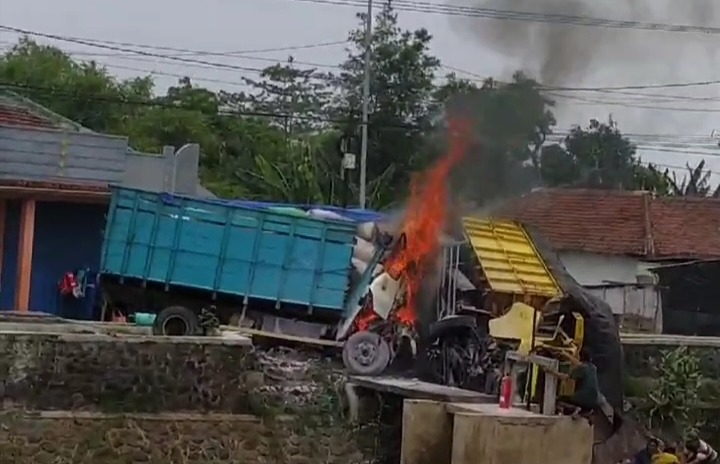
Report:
160,193,385,223
228,200,385,223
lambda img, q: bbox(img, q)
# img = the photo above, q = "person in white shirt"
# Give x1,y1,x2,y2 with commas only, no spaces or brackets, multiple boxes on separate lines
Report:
686,437,718,464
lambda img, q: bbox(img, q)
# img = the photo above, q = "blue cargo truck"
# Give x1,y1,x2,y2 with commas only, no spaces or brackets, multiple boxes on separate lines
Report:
100,187,374,337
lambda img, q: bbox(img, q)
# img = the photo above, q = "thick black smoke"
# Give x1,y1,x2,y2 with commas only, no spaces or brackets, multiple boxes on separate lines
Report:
461,0,719,86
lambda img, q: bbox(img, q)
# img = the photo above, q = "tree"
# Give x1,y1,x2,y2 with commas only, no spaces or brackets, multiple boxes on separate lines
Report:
234,132,342,204
0,37,153,133
540,118,668,192
666,160,720,197
243,60,332,135
333,3,441,207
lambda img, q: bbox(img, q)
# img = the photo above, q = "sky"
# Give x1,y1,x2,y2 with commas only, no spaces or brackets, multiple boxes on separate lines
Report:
2,0,720,185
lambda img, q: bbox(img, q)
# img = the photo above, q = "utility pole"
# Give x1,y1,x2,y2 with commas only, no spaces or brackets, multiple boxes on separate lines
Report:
359,0,373,209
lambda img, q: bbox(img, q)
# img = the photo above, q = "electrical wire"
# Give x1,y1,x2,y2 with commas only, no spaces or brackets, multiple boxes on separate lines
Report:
0,25,310,76
95,63,255,89
0,41,346,70
0,29,349,57
284,0,720,35
0,81,414,128
6,23,720,102
546,92,720,113
1,70,718,145
6,27,720,137
3,81,719,153
1,82,718,180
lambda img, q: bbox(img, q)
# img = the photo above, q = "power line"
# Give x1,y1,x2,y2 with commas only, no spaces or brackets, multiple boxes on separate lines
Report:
96,63,252,89
8,26,720,117
561,89,720,103
6,23,720,99
0,29,348,57
5,81,720,180
0,41,346,70
0,25,317,77
285,0,720,35
547,92,720,113
4,81,720,150
0,81,419,129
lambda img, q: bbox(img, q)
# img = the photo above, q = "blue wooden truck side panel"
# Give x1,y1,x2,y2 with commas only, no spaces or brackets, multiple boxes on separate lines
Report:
101,188,357,312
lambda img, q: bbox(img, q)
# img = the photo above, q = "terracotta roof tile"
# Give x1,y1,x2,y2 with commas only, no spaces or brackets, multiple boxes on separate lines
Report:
495,188,720,259
496,189,651,256
650,196,720,259
0,103,59,129
0,91,86,131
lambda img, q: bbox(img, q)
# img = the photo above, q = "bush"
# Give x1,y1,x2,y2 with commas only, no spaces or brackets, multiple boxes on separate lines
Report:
638,346,703,438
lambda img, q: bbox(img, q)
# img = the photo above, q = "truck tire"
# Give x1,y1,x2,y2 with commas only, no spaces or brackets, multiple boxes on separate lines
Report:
153,306,200,336
343,331,391,375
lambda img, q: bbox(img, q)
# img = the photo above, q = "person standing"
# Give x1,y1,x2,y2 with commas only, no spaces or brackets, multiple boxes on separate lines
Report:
629,438,660,464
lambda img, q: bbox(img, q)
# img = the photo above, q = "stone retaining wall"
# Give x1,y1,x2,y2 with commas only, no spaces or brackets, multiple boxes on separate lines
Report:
0,331,385,464
0,332,256,413
0,412,368,464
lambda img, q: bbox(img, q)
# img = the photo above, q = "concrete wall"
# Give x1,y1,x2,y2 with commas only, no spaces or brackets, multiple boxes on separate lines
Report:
0,331,383,463
123,145,204,197
0,126,207,196
0,127,127,184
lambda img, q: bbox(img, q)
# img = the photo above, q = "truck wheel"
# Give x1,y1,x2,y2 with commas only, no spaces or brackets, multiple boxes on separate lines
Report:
343,331,391,376
153,306,200,336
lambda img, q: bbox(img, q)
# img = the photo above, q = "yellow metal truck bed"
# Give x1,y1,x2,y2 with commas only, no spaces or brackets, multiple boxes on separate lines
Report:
462,218,560,297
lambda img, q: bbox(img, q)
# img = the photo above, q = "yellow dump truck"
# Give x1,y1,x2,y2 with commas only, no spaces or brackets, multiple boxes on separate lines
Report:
340,214,623,433
424,217,623,430
462,217,583,356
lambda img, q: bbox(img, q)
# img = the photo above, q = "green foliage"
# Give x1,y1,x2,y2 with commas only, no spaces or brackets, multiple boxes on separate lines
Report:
540,118,668,192
0,37,154,133
0,3,682,207
640,346,703,438
243,60,332,134
333,4,441,204
665,160,720,197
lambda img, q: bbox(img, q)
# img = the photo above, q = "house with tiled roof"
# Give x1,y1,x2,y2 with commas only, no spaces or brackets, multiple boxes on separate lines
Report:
496,188,720,332
0,91,212,318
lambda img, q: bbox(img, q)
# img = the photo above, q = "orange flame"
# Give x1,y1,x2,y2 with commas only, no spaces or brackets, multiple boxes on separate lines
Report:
385,118,470,326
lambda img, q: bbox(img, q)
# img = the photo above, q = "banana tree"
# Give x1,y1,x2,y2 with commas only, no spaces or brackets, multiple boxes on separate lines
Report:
666,160,719,197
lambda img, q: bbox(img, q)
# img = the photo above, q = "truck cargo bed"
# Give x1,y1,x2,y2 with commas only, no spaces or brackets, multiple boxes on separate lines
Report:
101,188,357,312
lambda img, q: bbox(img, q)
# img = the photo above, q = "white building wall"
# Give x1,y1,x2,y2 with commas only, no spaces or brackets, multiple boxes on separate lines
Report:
558,251,653,286
557,251,662,333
